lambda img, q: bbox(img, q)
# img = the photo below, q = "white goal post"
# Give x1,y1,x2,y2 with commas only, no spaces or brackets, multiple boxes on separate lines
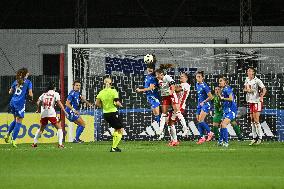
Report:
67,43,284,142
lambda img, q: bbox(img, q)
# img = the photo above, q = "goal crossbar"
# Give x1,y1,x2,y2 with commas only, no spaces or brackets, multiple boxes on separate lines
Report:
68,43,284,49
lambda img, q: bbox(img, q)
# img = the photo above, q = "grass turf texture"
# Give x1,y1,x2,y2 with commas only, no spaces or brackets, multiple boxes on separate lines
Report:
0,141,283,189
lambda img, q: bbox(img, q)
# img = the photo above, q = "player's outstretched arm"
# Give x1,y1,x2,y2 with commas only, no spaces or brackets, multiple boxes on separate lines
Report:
8,88,13,94
29,89,33,101
136,84,156,93
175,84,183,93
243,86,248,92
169,81,176,95
260,87,267,102
220,94,233,101
207,92,213,100
81,96,93,107
57,100,68,115
36,99,41,113
200,92,213,106
66,100,79,115
114,98,123,108
95,99,102,108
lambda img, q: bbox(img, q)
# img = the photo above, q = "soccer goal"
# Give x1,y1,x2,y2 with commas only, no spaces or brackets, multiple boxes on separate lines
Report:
67,44,284,141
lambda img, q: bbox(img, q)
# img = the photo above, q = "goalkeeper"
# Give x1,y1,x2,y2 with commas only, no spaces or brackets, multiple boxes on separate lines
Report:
95,77,124,152
212,87,242,141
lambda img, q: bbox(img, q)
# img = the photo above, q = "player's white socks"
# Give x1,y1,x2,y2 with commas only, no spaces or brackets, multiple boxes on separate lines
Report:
34,129,42,144
58,129,63,145
251,123,257,139
167,126,173,141
159,113,167,134
170,125,177,142
176,111,188,133
255,122,262,140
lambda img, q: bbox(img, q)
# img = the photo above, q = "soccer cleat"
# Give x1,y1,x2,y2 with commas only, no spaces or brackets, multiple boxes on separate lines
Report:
217,141,223,146
73,139,84,143
78,139,84,143
4,134,10,143
223,142,229,147
196,137,206,144
11,140,17,148
31,143,38,148
168,141,180,147
72,139,79,143
249,139,257,146
110,147,122,152
256,139,262,145
58,144,65,148
206,131,214,142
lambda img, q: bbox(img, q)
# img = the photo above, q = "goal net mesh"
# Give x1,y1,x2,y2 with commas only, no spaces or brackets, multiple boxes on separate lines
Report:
69,45,284,141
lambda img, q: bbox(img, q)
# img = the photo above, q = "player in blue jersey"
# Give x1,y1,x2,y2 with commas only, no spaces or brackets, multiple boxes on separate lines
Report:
65,80,93,143
218,77,238,147
136,63,160,126
195,71,214,144
4,68,33,147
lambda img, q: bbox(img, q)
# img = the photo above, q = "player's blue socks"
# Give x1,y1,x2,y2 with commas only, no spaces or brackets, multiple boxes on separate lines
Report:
197,122,204,138
199,122,210,134
154,115,160,123
75,125,85,140
12,122,22,140
219,128,224,143
219,128,228,143
8,120,16,134
223,128,228,143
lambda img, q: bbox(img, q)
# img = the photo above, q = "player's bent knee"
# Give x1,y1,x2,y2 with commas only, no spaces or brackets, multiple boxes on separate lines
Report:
221,122,227,128
198,119,204,123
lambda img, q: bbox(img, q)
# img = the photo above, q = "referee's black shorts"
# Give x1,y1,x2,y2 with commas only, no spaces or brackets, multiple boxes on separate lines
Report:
103,111,124,129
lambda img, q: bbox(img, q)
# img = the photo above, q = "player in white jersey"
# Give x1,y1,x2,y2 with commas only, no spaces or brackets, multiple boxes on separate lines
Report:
32,82,67,148
155,64,188,143
244,67,266,145
167,72,191,146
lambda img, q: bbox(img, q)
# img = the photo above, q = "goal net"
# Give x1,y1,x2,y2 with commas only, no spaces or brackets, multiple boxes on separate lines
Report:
67,44,284,141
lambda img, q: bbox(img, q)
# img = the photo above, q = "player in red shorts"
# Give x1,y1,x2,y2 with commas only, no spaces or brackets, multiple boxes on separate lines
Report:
244,67,266,145
32,82,67,148
155,64,188,143
167,72,191,146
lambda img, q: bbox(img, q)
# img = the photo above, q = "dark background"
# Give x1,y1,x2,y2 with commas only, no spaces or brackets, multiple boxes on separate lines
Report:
0,0,283,29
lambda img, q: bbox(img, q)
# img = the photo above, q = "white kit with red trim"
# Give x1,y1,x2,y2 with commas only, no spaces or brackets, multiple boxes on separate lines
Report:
39,90,60,118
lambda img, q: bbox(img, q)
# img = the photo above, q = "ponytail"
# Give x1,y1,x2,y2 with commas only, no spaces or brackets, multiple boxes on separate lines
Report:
16,68,24,86
104,77,112,89
159,64,174,70
155,64,174,75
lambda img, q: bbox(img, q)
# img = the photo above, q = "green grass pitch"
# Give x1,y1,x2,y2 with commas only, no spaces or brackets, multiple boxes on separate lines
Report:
0,141,284,189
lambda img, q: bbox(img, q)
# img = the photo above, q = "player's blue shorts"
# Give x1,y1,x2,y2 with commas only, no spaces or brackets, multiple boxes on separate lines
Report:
196,102,211,115
223,111,237,121
9,101,25,118
66,109,80,122
147,95,160,109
